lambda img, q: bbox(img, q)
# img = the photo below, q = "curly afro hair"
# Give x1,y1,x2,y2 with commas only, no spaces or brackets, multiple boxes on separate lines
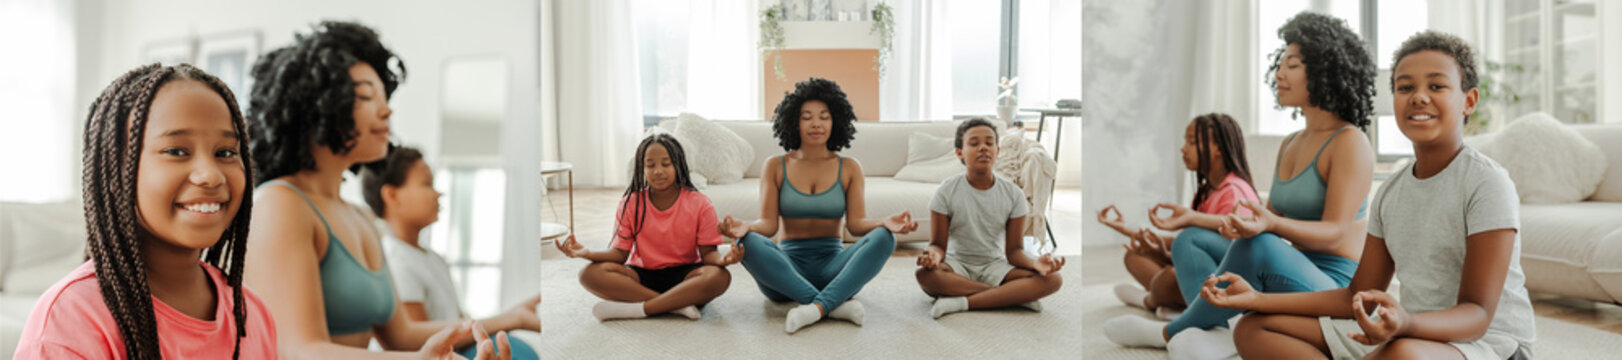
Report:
247,20,405,184
1389,30,1477,92
1266,12,1377,130
771,77,858,151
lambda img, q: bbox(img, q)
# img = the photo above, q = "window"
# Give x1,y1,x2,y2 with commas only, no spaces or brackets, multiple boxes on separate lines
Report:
634,0,690,124
944,0,1004,116
0,1,76,203
429,168,507,318
1373,1,1428,157
1016,0,1083,111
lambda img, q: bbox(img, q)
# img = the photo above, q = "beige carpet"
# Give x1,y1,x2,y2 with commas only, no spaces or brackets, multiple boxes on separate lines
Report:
538,256,1083,358
1081,285,1622,358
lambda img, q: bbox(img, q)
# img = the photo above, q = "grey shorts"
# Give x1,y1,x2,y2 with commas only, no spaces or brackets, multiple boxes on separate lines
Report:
1318,317,1528,360
943,256,1017,287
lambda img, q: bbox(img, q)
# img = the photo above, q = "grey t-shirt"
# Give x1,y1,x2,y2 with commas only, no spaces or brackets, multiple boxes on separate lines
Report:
1368,146,1534,349
930,173,1029,264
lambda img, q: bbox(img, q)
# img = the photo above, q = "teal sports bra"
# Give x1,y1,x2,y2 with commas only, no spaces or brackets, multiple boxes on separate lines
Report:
1269,127,1368,221
262,180,397,336
778,156,846,219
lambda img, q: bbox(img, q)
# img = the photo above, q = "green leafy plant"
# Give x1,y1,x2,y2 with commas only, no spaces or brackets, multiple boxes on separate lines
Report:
1469,60,1526,135
760,5,787,80
870,2,894,76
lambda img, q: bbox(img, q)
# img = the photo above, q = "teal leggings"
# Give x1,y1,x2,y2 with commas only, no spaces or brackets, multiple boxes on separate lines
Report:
456,333,538,360
738,228,896,313
1166,230,1358,337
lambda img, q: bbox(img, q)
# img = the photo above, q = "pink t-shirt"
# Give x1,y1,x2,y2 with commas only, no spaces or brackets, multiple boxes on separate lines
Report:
1196,173,1262,217
13,261,278,359
611,188,724,270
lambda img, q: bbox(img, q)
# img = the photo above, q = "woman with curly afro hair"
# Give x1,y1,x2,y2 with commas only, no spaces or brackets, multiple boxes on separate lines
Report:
715,78,918,333
242,20,539,359
1105,12,1376,357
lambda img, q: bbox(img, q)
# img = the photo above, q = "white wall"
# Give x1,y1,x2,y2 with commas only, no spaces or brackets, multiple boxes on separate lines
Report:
80,0,542,306
1081,0,1198,247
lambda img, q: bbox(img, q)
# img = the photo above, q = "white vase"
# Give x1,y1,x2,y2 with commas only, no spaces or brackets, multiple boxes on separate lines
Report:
998,104,1017,125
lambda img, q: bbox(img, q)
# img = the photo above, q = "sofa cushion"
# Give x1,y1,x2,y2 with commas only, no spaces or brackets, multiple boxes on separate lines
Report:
0,201,86,294
894,132,964,183
1518,202,1622,302
1571,124,1622,202
1475,113,1608,203
669,113,754,185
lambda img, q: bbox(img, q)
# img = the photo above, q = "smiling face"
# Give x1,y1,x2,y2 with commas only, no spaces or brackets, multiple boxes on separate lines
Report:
798,100,832,149
386,159,441,228
1274,44,1311,108
136,79,246,250
1392,50,1477,146
347,62,393,163
955,125,999,170
642,142,677,192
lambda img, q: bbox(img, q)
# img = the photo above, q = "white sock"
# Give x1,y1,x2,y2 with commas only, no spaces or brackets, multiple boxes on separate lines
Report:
1167,326,1240,360
931,296,970,319
1114,282,1149,309
592,301,647,321
1102,315,1168,348
1155,306,1183,321
1021,300,1043,312
784,304,823,333
672,305,701,320
827,300,865,326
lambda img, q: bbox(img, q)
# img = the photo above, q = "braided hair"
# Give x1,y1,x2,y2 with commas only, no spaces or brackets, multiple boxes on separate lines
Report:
1189,113,1252,210
616,134,698,242
82,63,254,359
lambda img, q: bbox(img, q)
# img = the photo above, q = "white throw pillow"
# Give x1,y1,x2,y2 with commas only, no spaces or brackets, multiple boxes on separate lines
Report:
669,113,754,185
894,132,965,183
1474,112,1608,203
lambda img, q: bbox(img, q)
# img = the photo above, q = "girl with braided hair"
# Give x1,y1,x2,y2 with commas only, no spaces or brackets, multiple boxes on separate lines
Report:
242,20,535,359
13,64,278,359
554,133,741,321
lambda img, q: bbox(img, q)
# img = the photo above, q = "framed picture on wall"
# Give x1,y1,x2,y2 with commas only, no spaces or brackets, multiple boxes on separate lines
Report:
141,38,194,66
196,30,261,110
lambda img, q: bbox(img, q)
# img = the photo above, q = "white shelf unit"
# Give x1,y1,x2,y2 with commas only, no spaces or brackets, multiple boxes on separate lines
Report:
1493,0,1603,124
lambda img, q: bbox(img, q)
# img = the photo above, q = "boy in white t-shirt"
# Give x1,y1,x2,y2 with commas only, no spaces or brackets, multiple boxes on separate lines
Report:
362,146,545,337
1200,31,1533,360
915,118,1066,318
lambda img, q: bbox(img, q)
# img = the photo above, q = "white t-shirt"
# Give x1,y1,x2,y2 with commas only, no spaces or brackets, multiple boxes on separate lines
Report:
1367,146,1534,350
929,172,1029,264
382,235,464,322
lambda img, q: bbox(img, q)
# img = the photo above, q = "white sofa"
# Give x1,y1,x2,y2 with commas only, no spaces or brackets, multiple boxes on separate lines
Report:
1513,124,1622,304
0,201,87,359
664,120,1054,243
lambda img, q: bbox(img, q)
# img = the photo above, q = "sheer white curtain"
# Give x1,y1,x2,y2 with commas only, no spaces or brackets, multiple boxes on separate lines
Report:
1427,0,1483,50
881,0,953,122
684,0,760,120
1188,0,1257,127
0,0,76,203
555,0,645,187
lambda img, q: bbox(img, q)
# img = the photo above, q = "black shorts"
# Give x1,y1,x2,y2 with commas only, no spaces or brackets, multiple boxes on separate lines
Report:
629,263,703,293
